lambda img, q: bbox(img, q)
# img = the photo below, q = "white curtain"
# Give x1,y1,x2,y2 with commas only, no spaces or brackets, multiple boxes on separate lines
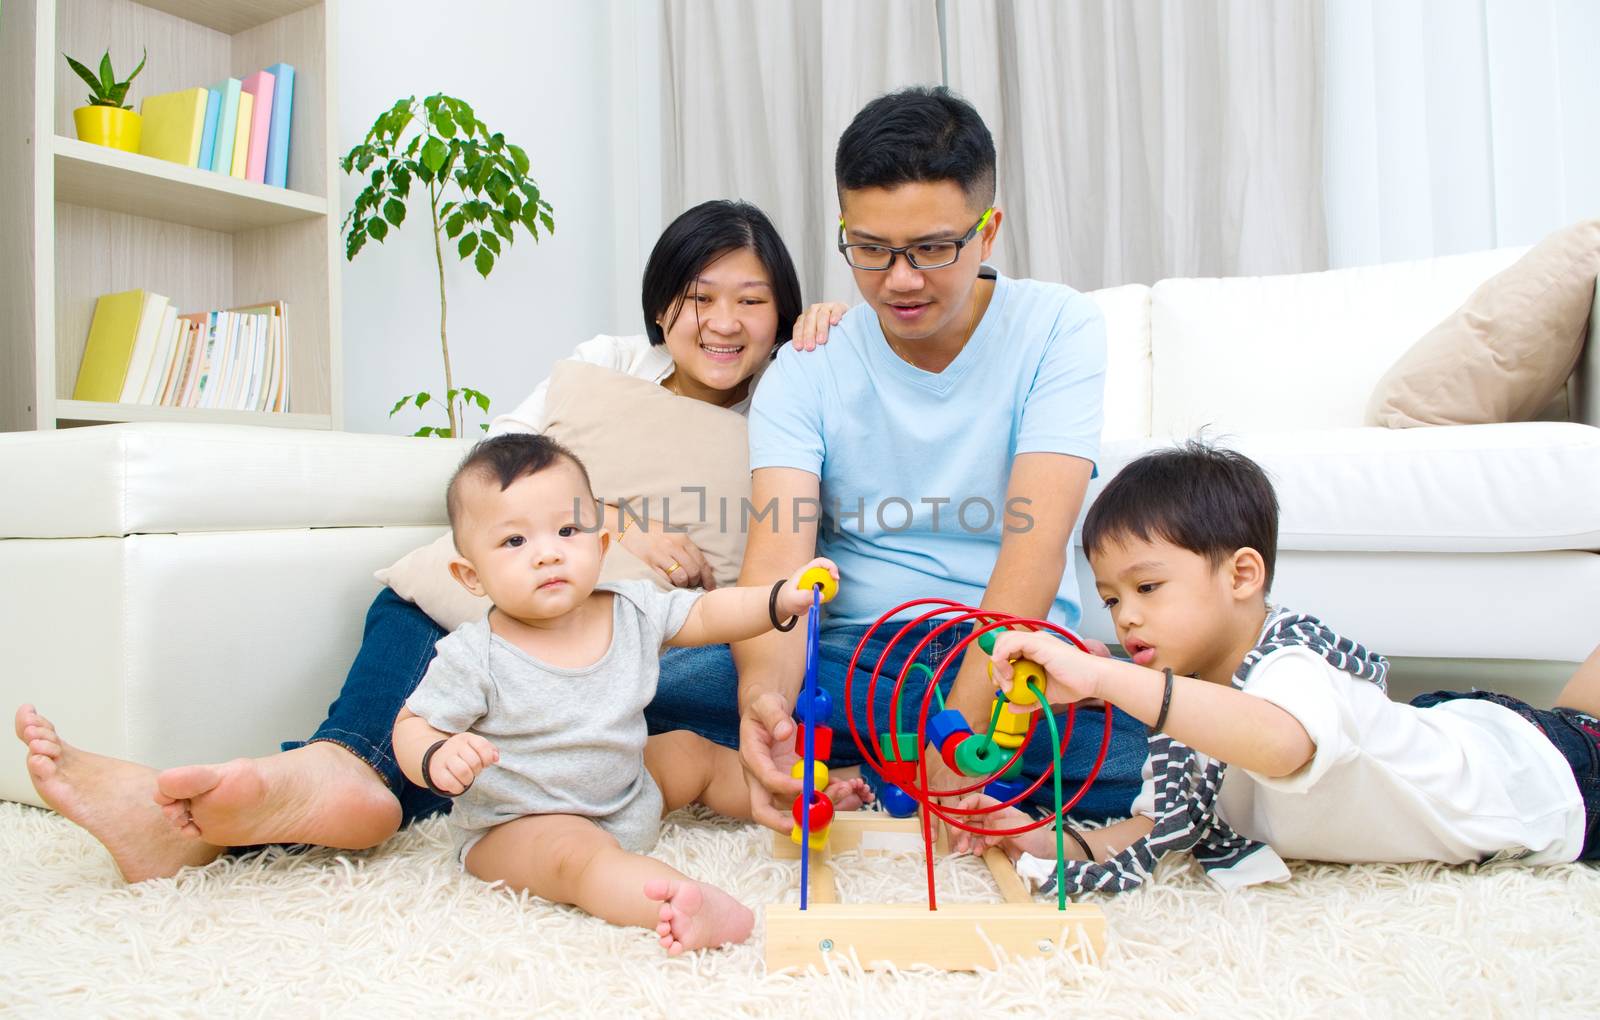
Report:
1324,0,1600,268
654,0,943,305
943,0,1328,289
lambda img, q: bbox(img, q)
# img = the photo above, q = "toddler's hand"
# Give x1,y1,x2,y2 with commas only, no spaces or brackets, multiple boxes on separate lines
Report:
426,732,499,795
778,557,839,618
990,631,1100,708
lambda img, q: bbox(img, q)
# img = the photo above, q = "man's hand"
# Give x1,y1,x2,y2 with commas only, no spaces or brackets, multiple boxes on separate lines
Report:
738,690,803,830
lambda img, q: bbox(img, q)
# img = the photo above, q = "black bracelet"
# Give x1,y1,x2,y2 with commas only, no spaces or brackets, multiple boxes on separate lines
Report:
1152,667,1174,733
420,738,463,799
769,578,798,632
1062,823,1095,862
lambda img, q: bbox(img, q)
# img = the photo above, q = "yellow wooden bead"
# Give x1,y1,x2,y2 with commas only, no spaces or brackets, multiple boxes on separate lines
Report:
790,823,830,850
1006,659,1046,707
993,702,1031,749
796,566,839,604
791,759,829,788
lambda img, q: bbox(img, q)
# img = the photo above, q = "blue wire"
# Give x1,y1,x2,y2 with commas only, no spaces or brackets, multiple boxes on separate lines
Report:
799,584,822,910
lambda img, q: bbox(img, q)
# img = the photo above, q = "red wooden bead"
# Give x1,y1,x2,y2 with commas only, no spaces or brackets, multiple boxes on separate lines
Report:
793,723,834,761
940,733,965,773
791,791,834,830
880,759,918,787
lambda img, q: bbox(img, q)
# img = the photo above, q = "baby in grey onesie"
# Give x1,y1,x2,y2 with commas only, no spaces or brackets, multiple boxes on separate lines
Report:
405,579,701,864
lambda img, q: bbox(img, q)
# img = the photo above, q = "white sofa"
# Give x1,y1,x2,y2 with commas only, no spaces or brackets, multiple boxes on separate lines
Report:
5,247,1599,808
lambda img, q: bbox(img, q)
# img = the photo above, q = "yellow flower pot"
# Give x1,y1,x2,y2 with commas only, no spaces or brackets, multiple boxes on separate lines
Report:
73,105,142,153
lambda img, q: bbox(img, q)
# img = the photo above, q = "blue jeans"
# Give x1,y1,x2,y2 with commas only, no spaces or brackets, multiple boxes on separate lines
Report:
297,590,1146,828
653,619,1146,821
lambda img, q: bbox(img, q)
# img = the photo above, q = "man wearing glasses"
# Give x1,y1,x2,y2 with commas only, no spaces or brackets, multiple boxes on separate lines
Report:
650,86,1149,834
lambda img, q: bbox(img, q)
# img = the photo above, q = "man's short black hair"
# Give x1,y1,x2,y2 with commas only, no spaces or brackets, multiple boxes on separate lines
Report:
834,86,997,210
1082,442,1279,589
446,433,593,538
641,199,802,350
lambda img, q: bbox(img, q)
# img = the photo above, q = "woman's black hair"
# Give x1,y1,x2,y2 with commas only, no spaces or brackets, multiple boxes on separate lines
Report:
640,200,802,350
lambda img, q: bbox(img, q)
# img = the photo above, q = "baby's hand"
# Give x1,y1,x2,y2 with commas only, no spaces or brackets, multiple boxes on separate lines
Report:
778,557,839,618
990,631,1100,708
425,732,499,795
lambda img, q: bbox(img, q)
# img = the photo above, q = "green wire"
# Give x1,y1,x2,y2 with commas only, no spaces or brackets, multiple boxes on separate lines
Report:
1032,679,1066,910
902,662,936,732
983,696,1005,743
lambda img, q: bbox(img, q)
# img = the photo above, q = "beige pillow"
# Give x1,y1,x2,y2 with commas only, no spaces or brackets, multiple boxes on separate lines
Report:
1367,219,1600,427
376,360,752,632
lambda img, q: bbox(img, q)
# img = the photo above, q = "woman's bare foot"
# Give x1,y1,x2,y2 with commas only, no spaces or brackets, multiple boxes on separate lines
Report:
154,741,403,850
14,704,222,882
644,877,755,956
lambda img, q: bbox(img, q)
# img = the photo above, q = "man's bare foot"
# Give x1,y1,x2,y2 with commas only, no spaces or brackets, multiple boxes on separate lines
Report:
14,704,222,882
154,741,402,850
644,877,754,956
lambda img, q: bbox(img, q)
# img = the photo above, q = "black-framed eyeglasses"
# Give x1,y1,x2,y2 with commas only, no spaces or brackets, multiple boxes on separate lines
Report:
836,208,995,271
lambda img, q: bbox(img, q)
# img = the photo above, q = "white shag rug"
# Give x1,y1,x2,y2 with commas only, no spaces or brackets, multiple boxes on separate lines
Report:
3,801,1598,1018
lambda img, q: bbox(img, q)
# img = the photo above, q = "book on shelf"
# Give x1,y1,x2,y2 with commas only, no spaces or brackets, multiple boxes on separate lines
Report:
71,289,153,402
73,293,292,413
209,79,242,175
230,91,253,178
239,70,276,184
196,88,222,171
137,87,209,167
264,63,295,188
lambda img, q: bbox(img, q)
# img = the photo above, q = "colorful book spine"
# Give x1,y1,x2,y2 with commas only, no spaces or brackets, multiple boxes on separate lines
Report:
230,91,253,179
196,91,222,175
263,63,295,188
72,290,147,403
239,70,276,184
209,78,243,175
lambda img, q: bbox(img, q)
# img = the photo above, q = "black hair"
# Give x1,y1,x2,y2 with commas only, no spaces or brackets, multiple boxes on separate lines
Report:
834,86,997,209
446,433,593,537
1081,442,1279,590
641,200,802,351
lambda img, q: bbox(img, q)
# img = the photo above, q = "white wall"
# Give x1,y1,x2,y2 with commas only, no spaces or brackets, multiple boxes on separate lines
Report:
336,0,652,435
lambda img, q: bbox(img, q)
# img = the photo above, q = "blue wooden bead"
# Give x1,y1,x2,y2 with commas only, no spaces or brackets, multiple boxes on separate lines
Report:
878,782,919,818
925,708,973,752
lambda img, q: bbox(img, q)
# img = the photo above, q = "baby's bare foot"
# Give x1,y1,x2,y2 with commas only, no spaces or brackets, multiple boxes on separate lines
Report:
825,775,874,811
13,704,222,882
154,741,402,850
643,877,754,956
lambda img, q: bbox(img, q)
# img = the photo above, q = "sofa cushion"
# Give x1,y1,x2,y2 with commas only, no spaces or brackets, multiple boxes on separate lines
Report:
1367,219,1600,428
377,361,753,631
0,423,465,539
1086,283,1152,441
1149,247,1530,436
1088,422,1600,554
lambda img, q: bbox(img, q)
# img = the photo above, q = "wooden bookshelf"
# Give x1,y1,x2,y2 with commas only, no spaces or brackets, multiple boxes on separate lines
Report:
0,0,342,432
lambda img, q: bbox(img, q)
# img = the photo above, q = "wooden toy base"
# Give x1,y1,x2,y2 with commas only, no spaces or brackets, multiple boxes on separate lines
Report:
764,811,1106,972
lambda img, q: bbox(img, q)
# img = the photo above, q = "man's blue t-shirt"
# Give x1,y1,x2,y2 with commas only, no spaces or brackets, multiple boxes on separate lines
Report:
748,270,1107,629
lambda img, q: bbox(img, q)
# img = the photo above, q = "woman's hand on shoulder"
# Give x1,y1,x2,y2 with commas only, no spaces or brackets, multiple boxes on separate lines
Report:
619,523,717,591
790,302,850,352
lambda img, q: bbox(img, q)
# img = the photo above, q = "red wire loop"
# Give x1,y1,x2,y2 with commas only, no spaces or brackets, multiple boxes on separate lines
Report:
840,598,1114,909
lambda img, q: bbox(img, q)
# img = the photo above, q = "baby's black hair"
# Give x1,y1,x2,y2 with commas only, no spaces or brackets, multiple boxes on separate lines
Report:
1082,441,1279,589
446,433,593,537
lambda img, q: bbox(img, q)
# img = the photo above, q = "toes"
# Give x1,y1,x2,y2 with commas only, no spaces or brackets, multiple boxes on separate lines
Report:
28,737,61,759
155,764,223,802
642,877,673,902
13,704,36,740
26,752,55,782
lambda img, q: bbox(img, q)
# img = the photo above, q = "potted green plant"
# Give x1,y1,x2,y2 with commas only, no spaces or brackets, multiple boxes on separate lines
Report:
341,94,554,438
65,48,146,153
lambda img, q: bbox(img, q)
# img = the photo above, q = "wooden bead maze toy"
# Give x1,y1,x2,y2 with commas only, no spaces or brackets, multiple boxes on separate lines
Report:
765,582,1111,972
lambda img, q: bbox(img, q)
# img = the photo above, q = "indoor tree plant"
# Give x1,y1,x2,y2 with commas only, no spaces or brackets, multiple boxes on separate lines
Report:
340,94,554,437
65,48,147,153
